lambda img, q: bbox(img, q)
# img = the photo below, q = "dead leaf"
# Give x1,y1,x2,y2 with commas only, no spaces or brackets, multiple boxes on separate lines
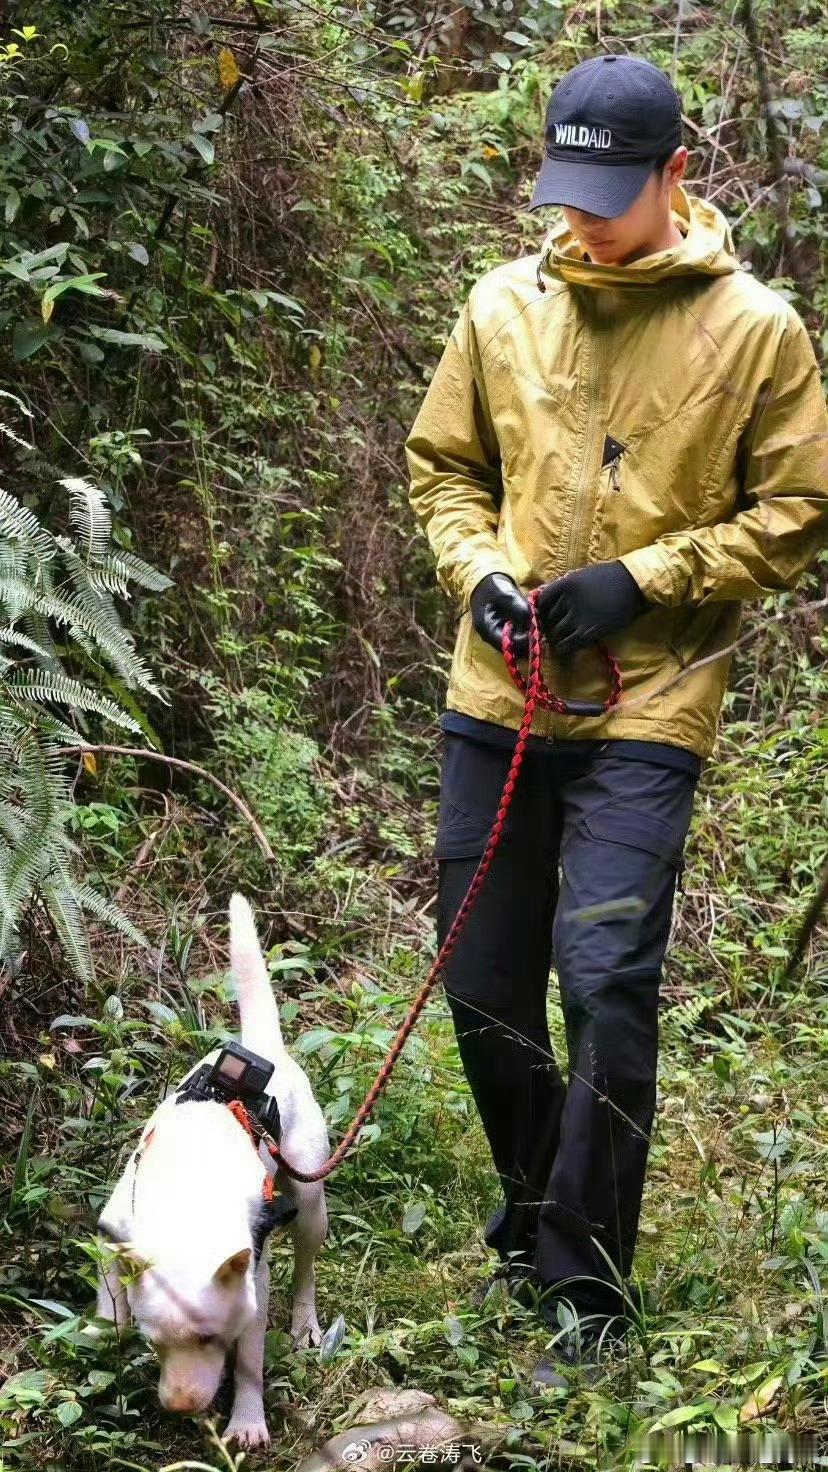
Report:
739,1374,783,1423
218,47,240,89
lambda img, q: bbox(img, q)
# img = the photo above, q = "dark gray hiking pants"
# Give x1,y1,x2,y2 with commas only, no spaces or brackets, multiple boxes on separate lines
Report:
434,732,698,1319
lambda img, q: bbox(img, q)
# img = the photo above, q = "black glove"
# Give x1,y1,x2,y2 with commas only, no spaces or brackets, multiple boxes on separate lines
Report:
537,561,651,656
470,573,531,657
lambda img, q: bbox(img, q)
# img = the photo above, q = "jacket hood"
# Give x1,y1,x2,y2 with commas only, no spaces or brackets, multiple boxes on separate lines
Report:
538,185,741,291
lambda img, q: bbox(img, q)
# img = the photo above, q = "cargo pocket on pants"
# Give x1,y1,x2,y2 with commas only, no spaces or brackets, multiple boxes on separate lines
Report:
433,737,515,861
579,805,687,895
554,802,691,1084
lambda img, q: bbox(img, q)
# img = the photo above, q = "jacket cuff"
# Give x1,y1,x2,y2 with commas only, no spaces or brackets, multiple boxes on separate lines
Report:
617,545,686,607
458,551,522,612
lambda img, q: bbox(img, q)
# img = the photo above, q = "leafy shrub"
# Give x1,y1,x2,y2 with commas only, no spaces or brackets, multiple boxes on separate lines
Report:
203,678,330,866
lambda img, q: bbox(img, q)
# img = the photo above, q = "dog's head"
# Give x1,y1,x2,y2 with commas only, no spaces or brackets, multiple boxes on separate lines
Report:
117,1240,257,1413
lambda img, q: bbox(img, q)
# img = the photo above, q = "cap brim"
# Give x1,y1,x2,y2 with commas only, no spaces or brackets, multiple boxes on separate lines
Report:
527,154,653,218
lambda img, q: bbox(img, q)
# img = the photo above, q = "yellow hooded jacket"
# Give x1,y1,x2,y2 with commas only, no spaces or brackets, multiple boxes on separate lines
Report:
405,187,828,758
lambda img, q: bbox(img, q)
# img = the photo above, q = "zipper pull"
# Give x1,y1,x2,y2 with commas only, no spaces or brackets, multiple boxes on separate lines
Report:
609,454,622,492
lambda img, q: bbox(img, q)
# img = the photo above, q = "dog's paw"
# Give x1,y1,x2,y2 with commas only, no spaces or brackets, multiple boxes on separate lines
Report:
222,1414,270,1449
291,1317,322,1349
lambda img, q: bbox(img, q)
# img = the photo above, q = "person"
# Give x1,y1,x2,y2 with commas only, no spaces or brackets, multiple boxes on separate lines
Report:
404,53,828,1388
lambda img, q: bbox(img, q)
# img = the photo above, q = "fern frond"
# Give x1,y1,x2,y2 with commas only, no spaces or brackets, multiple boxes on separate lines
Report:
57,538,144,602
106,550,173,593
0,421,35,451
0,464,168,978
55,535,129,598
82,552,172,599
82,559,131,600
0,489,56,561
0,540,35,584
20,609,61,672
0,389,34,419
40,871,95,982
4,580,156,692
0,574,43,620
41,583,160,694
70,880,149,948
0,625,53,661
664,992,718,1037
0,802,26,844
4,670,142,732
0,920,19,958
3,710,81,759
1,737,60,909
61,477,112,563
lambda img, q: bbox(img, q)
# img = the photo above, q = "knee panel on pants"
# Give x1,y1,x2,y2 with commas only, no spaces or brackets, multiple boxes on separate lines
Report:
554,802,685,975
553,803,687,1080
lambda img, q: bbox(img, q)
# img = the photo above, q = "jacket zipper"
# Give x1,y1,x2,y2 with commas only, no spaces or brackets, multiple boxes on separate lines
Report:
545,324,603,745
564,324,603,574
594,448,624,536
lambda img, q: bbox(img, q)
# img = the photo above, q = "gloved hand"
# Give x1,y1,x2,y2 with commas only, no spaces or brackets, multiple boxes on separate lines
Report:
470,573,531,657
537,561,651,656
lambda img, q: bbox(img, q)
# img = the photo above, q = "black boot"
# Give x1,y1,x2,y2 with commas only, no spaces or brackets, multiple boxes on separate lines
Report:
530,1302,628,1390
471,1260,538,1310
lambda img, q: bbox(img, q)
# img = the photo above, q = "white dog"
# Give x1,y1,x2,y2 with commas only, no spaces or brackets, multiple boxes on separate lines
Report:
95,893,330,1448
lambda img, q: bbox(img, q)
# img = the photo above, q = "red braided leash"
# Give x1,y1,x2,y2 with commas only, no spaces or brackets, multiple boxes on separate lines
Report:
503,589,622,717
265,590,622,1183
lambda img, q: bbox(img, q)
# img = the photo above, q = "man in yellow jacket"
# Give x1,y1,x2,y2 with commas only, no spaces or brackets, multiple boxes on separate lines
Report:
405,54,828,1387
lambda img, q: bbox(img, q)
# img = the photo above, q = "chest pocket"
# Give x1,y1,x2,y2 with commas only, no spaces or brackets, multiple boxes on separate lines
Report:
588,381,739,564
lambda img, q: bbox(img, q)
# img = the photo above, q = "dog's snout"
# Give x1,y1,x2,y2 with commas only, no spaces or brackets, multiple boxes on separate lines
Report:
163,1387,204,1414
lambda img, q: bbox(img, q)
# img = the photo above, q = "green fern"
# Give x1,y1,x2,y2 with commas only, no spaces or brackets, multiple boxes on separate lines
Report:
5,671,143,731
0,626,53,662
0,462,172,979
0,487,56,561
70,879,149,948
663,991,720,1040
62,475,112,562
39,873,94,983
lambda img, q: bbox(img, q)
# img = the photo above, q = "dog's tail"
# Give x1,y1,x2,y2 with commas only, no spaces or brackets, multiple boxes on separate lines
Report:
229,893,285,1060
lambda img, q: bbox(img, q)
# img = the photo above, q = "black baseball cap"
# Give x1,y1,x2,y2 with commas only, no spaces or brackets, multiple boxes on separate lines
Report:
529,54,682,218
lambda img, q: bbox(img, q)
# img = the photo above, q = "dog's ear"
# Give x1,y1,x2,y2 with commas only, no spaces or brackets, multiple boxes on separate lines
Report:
214,1247,253,1284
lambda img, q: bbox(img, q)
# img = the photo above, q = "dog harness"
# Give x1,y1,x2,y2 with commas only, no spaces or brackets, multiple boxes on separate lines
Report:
223,1099,298,1264
101,1075,296,1269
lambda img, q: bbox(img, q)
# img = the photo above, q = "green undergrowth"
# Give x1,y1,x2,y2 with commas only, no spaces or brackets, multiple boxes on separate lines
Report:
2,614,828,1471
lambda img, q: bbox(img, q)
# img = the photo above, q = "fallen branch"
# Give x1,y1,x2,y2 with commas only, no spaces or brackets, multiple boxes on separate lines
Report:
618,593,828,712
61,744,274,862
